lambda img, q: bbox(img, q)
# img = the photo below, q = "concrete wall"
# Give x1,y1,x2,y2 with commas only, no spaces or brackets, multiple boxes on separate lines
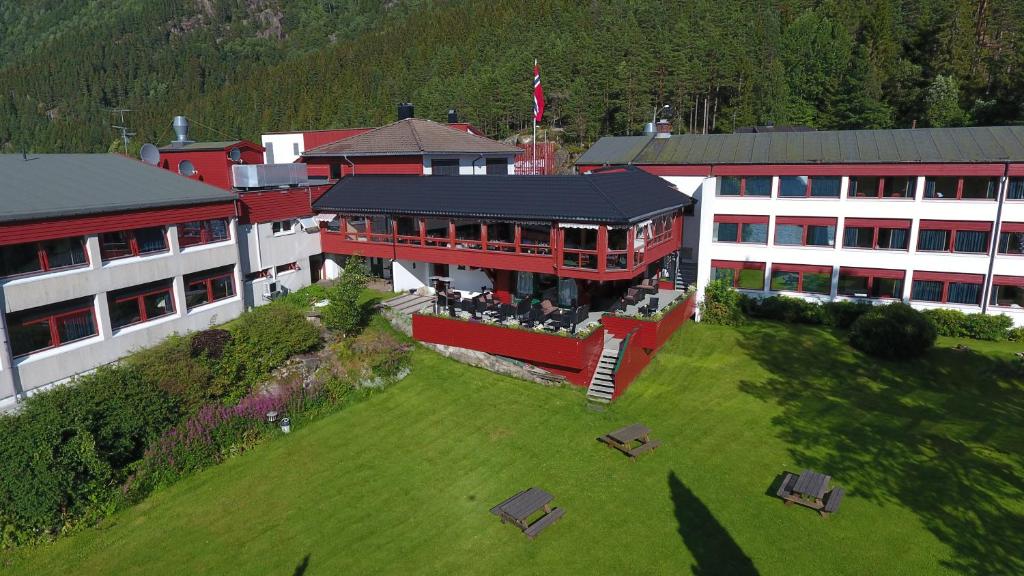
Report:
0,220,245,407
238,220,323,307
658,174,1024,326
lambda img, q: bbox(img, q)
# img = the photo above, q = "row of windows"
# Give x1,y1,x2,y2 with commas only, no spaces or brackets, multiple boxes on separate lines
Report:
719,175,1024,200
710,261,1024,308
712,217,1024,255
326,158,510,179
4,267,236,357
0,219,231,279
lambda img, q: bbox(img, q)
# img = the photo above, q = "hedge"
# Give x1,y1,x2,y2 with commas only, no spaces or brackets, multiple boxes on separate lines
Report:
921,308,1015,341
850,303,937,359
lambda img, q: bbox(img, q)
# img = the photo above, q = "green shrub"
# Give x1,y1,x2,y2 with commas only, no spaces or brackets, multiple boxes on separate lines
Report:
699,280,744,325
212,305,322,401
922,308,1014,340
1009,326,1024,342
741,294,825,325
849,303,937,359
275,283,329,312
0,365,177,545
125,334,214,413
323,255,370,335
823,300,875,329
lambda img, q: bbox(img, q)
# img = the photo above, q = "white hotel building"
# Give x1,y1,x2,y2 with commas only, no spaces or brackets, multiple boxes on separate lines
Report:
578,126,1024,326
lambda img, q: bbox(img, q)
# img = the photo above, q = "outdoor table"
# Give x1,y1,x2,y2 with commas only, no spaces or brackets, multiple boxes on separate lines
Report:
608,423,651,445
787,470,831,509
491,488,554,530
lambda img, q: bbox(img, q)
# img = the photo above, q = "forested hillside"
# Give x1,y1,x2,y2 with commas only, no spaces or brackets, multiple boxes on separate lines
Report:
1,0,1022,154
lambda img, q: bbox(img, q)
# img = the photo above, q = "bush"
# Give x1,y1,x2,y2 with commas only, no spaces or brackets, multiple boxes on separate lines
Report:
274,283,329,312
741,294,826,325
823,300,875,329
323,255,370,335
126,334,214,413
849,303,937,359
0,366,178,545
922,308,1014,340
1009,326,1024,342
699,280,744,325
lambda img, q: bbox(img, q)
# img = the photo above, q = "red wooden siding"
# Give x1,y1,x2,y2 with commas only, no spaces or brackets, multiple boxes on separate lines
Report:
160,143,263,191
0,202,235,246
303,156,424,177
302,128,372,150
238,187,331,224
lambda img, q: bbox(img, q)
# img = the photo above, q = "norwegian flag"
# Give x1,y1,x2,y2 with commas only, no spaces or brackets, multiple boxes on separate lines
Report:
533,60,545,122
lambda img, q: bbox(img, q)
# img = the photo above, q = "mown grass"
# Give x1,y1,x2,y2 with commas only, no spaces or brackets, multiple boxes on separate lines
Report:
5,320,1023,575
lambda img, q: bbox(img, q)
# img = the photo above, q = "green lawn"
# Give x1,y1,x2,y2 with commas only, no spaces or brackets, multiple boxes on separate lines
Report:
6,321,1024,575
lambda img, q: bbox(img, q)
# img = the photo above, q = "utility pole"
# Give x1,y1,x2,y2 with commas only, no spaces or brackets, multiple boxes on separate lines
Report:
109,108,134,155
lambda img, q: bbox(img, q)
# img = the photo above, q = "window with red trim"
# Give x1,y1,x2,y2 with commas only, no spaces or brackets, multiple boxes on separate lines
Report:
917,221,991,253
710,260,765,290
108,280,175,329
562,227,598,270
6,297,97,357
1009,177,1024,200
0,237,88,278
923,176,998,200
178,218,230,248
719,176,772,197
712,215,768,244
998,222,1024,255
769,264,832,294
837,267,905,298
774,217,837,247
842,218,910,250
778,176,841,198
183,266,235,310
990,276,1024,307
910,272,984,305
848,176,915,199
99,226,168,261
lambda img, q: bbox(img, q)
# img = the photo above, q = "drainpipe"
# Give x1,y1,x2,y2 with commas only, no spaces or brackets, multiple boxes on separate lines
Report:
341,155,355,176
981,163,1010,314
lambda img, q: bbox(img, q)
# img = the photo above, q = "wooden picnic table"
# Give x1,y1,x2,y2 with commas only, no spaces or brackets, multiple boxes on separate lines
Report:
779,469,843,517
490,488,564,539
599,423,660,460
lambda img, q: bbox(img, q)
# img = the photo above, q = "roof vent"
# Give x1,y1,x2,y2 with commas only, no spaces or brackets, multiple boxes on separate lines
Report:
448,109,458,123
172,116,193,147
654,119,672,139
643,122,656,136
398,103,415,120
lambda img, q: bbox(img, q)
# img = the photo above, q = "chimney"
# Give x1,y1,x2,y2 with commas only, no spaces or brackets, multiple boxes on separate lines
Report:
654,119,672,138
398,103,415,120
448,109,458,123
643,122,656,136
172,116,193,147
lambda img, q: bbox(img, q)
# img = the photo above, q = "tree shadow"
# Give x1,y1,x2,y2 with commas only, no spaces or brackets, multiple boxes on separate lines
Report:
668,471,759,575
735,321,1024,575
292,553,310,576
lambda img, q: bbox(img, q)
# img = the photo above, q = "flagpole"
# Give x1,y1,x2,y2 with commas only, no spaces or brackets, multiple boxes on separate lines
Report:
533,117,537,175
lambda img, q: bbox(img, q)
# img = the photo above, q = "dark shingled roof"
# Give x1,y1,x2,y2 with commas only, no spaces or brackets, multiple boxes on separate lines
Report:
302,118,521,157
313,168,690,224
576,126,1024,166
0,154,237,223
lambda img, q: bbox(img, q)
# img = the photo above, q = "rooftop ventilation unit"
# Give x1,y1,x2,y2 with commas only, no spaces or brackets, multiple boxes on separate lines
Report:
643,122,657,136
654,119,672,139
448,109,458,123
398,102,415,120
232,163,309,189
171,116,194,147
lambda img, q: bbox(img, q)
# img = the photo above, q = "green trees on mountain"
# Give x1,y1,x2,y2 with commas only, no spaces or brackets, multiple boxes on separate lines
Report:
1,0,1021,154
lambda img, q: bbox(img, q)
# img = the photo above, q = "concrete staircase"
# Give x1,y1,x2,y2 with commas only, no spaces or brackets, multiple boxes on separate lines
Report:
586,334,622,403
675,261,698,290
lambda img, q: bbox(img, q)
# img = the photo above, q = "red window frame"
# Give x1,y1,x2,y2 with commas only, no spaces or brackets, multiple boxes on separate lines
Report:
837,267,905,298
178,218,230,248
719,176,773,197
560,227,600,271
0,237,90,278
710,259,766,289
847,176,916,199
184,269,236,310
99,227,168,261
910,271,985,304
7,301,98,357
769,263,833,294
917,220,992,253
713,215,769,243
998,222,1024,255
108,283,176,329
923,176,999,201
990,275,1024,307
842,218,911,251
774,216,837,247
778,176,841,198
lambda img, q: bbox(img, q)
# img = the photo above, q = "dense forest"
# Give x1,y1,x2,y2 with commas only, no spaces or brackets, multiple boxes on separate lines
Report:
1,0,1022,154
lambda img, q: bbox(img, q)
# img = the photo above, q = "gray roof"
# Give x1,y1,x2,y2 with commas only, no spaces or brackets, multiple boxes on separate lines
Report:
0,154,237,223
577,126,1024,166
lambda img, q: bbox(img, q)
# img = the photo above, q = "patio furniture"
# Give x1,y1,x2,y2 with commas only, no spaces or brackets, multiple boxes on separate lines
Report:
779,469,841,517
539,299,559,319
490,487,564,539
638,277,658,294
641,297,660,316
598,423,660,461
623,287,643,306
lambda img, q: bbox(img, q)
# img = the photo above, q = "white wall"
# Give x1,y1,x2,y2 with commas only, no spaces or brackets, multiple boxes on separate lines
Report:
422,154,516,175
261,133,304,164
392,259,429,292
658,174,1024,326
238,219,323,307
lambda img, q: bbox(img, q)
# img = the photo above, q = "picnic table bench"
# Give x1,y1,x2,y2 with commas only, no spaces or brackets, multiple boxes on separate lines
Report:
776,469,844,518
490,487,564,539
599,423,660,461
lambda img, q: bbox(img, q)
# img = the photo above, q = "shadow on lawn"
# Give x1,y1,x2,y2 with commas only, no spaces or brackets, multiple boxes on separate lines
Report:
292,554,310,576
669,471,759,576
735,322,1024,575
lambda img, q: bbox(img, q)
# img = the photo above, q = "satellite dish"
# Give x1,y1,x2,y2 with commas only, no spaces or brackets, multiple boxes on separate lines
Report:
177,159,196,177
228,147,242,163
139,143,161,165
